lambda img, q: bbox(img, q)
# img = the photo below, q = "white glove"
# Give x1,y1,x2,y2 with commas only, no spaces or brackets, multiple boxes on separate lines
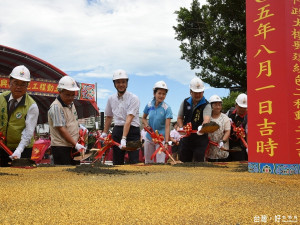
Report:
168,141,173,146
197,125,204,135
75,143,86,152
10,148,22,159
246,148,248,154
218,141,224,149
119,138,126,149
100,132,107,138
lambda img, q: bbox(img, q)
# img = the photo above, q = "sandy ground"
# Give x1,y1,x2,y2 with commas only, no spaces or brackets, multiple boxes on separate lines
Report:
0,162,299,225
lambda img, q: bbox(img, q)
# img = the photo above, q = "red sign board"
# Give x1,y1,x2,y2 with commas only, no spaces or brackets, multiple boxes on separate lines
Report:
0,77,95,101
247,0,300,168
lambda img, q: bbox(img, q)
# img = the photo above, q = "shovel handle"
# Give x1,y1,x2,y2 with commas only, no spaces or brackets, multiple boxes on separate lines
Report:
240,137,248,149
0,140,13,156
209,140,228,151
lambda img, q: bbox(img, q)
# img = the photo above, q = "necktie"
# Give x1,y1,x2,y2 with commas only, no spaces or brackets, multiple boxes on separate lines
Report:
8,99,17,118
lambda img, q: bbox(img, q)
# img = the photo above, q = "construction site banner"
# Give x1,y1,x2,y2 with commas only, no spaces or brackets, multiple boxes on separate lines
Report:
0,76,96,101
247,0,300,174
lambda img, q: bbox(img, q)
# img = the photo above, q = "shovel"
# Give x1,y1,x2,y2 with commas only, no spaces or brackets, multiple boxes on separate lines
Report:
89,135,142,164
0,132,36,167
73,151,94,161
178,122,220,139
144,126,178,164
209,140,242,152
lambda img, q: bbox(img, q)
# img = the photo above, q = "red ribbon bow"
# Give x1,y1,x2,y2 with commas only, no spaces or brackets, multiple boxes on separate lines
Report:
178,122,198,139
144,126,176,163
231,122,248,148
93,133,120,163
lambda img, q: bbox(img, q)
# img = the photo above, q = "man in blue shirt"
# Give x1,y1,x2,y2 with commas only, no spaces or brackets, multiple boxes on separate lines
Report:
177,77,211,162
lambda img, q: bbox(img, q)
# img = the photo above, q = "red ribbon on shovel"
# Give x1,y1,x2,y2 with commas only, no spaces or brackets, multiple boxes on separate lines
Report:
209,140,229,152
93,133,120,164
0,131,14,156
231,122,248,149
72,128,88,159
177,122,198,139
144,126,177,164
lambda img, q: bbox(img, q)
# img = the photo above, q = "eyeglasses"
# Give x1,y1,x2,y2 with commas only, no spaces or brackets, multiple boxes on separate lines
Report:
11,82,28,88
61,92,77,99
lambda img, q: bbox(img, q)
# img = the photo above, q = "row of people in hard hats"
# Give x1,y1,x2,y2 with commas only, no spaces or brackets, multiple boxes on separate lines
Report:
0,65,86,166
101,70,247,165
0,65,247,166
165,92,247,163
153,77,248,163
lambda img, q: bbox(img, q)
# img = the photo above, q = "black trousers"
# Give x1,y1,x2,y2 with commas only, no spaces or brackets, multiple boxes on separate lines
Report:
207,158,229,162
51,146,79,165
180,133,209,162
227,139,248,161
112,126,140,165
171,143,181,153
0,147,32,167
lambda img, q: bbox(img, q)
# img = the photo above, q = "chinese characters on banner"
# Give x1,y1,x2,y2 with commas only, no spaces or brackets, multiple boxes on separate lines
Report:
0,77,95,102
247,0,300,169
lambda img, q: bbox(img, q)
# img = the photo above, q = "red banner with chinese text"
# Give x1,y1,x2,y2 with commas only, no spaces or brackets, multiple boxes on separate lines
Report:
0,77,95,101
247,0,300,164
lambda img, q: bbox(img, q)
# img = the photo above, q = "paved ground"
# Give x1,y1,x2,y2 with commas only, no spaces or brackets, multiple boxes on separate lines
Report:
0,162,299,224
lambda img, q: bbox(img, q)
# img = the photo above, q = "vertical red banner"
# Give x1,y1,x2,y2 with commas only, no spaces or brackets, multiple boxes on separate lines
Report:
247,0,300,174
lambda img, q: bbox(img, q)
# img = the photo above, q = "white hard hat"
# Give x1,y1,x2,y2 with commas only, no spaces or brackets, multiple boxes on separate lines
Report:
112,69,128,81
236,93,247,108
190,77,204,92
57,76,79,91
10,65,31,82
209,95,222,103
153,80,168,90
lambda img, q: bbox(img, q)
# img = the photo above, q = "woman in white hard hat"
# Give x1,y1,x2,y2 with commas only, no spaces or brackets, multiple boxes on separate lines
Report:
226,93,248,161
48,76,86,165
0,65,39,166
177,77,211,162
207,95,231,162
101,69,140,165
142,81,173,164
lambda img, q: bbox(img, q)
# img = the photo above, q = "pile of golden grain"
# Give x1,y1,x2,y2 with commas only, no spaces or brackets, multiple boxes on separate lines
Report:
0,162,299,224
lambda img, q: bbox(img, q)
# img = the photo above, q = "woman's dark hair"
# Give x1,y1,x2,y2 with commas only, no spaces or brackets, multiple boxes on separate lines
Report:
153,88,168,95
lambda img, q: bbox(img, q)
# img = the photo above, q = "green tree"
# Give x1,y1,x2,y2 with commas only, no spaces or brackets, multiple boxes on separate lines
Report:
173,0,246,92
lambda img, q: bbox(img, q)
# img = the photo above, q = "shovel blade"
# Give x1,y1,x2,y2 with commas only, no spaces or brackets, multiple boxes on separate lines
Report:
11,159,36,167
73,152,93,161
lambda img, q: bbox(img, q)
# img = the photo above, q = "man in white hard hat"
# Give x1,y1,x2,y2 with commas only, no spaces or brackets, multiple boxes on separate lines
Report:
177,77,211,162
101,69,140,165
226,93,248,161
48,76,86,165
0,65,39,167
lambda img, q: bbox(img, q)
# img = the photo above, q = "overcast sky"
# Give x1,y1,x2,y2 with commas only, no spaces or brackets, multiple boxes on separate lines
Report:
0,0,228,118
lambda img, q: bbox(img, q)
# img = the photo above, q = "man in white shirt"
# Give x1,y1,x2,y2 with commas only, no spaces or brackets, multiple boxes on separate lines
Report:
0,65,39,167
101,69,140,165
